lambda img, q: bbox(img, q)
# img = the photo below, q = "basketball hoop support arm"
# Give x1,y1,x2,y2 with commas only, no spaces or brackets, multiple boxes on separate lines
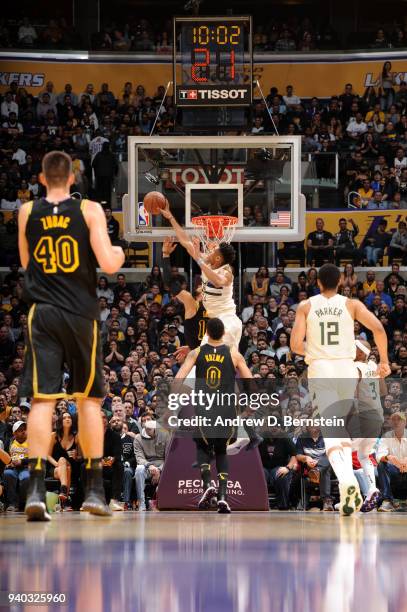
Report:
149,81,173,136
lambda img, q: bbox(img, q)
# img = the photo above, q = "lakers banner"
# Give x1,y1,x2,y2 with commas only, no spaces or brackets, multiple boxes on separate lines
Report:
306,210,407,246
2,53,407,98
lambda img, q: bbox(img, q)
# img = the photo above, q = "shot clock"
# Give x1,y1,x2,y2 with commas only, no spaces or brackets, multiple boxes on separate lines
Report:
173,16,252,107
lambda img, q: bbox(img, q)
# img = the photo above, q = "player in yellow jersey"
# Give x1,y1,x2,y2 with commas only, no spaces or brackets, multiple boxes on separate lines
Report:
18,151,125,520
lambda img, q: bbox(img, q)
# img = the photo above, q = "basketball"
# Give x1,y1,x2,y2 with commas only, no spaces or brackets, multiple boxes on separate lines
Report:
143,191,167,215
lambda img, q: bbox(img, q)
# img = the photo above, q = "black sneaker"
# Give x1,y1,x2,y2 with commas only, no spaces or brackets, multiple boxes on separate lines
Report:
198,486,217,510
82,467,112,517
25,474,50,522
217,499,231,514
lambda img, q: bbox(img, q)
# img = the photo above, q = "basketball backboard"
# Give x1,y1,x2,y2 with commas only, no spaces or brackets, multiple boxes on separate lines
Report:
123,136,305,243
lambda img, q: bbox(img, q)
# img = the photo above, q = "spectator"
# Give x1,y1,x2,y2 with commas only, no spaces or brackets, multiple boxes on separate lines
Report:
259,421,298,510
104,207,120,243
334,218,362,266
134,419,169,511
48,411,80,510
306,218,334,266
17,18,37,46
275,31,296,52
389,221,407,264
296,426,334,511
3,421,29,511
377,412,407,511
364,220,391,266
92,142,118,205
110,415,137,510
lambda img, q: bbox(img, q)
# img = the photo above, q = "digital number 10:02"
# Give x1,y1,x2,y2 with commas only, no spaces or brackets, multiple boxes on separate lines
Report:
192,25,241,45
191,49,236,83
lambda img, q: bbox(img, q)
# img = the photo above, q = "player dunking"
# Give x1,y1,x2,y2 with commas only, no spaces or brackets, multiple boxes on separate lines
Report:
291,264,390,516
18,151,125,521
353,339,386,512
176,318,253,513
161,203,242,350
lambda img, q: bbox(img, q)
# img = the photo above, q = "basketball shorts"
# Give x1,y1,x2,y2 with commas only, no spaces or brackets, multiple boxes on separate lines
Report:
307,359,358,439
201,313,242,351
20,302,105,400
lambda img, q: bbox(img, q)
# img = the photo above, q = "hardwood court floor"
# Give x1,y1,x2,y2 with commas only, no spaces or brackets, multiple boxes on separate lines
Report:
0,511,406,612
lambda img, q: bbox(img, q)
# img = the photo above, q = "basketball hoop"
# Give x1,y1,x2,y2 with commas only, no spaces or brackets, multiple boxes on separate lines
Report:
191,215,238,252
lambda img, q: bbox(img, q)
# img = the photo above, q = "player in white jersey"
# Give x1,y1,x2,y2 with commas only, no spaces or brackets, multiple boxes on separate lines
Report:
291,264,390,516
161,202,242,350
353,339,386,512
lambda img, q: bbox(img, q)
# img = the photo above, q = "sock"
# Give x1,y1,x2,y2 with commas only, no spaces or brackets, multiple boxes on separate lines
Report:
218,472,228,500
28,457,46,474
359,454,377,497
200,464,211,490
85,457,102,470
328,449,354,484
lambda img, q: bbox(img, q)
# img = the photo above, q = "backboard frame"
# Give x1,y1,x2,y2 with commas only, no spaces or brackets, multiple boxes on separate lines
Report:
124,135,305,243
185,183,244,228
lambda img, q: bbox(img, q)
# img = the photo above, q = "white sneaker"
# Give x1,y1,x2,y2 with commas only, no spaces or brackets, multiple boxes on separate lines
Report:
227,438,249,456
339,482,363,516
109,499,124,511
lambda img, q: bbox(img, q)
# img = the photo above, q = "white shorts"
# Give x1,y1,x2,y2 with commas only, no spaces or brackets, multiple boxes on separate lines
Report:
307,359,358,417
201,313,242,351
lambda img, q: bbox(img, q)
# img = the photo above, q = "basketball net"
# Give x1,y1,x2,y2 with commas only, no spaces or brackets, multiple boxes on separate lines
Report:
191,215,238,253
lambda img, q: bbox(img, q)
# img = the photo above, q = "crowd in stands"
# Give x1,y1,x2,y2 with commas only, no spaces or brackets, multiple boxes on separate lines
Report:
2,16,407,52
0,260,407,513
3,74,407,221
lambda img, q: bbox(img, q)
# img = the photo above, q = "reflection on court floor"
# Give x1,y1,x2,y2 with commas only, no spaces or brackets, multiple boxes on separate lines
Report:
0,513,406,612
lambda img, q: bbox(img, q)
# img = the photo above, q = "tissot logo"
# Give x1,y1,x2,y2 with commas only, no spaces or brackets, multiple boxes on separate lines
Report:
198,89,247,100
178,88,247,101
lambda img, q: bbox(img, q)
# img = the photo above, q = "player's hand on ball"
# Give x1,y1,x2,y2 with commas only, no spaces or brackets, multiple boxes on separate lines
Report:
161,199,171,219
377,362,391,377
163,237,177,256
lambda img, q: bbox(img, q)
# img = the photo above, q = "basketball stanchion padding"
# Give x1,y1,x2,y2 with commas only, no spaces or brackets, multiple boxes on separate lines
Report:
157,436,269,511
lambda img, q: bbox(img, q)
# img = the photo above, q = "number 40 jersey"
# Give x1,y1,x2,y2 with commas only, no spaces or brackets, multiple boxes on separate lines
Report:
305,294,356,364
23,198,99,321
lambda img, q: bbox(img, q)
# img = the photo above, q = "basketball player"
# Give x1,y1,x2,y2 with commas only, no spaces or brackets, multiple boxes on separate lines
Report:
176,317,253,513
18,151,125,521
163,237,262,451
290,264,390,516
162,237,208,358
353,339,386,512
161,202,242,350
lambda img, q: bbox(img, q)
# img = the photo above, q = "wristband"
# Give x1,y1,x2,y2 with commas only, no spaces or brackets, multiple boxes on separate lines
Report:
197,258,205,267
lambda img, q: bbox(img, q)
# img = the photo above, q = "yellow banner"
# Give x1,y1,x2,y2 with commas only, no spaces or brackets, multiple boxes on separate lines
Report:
306,210,407,246
2,56,407,98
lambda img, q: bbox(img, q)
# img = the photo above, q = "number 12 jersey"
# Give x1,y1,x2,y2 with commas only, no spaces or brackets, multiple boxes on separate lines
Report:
305,294,356,363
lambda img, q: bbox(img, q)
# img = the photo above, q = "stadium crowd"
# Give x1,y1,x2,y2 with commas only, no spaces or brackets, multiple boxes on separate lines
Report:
0,259,407,513
3,71,407,220
2,16,405,52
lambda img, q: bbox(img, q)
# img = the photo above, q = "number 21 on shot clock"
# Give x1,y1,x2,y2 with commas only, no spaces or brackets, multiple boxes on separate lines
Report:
173,16,253,107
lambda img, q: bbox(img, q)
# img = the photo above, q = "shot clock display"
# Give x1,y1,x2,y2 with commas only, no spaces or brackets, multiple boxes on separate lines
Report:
173,16,252,107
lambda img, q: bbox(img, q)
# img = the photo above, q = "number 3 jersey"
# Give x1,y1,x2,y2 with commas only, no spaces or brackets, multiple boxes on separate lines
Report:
305,294,356,364
23,198,99,320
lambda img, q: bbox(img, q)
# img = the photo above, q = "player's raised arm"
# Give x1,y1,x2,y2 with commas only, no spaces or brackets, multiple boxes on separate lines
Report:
352,300,391,377
290,301,309,356
83,200,125,274
162,238,197,315
18,201,32,269
161,200,195,256
175,348,199,378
